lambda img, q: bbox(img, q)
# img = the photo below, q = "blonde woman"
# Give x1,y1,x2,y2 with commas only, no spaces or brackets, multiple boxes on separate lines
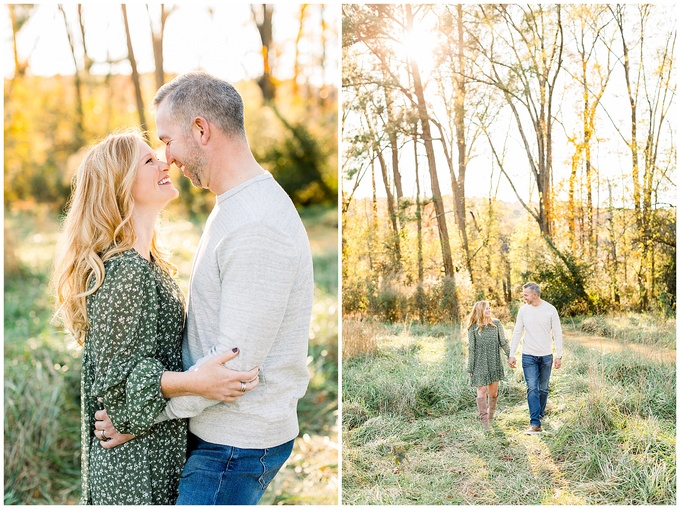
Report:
466,301,510,429
53,131,259,504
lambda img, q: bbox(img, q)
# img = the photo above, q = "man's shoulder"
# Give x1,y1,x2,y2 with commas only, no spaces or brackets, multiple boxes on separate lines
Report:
540,300,558,312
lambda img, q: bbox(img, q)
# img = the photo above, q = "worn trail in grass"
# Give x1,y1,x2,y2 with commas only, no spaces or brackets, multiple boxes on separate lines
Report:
342,320,676,505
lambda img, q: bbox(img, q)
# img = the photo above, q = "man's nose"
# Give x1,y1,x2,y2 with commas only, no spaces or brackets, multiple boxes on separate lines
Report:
165,147,175,166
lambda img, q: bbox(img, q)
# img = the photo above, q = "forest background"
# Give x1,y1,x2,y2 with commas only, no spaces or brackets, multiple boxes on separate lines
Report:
4,3,338,504
342,3,675,324
342,4,675,505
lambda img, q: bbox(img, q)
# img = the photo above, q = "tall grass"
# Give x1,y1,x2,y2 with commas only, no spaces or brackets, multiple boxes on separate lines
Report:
342,317,676,505
4,205,338,505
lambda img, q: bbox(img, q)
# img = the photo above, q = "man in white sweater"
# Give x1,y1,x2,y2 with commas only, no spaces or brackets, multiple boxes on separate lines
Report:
508,282,563,434
154,73,313,504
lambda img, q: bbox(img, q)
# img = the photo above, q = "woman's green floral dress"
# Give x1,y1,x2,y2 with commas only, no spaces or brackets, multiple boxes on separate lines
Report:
467,319,510,387
81,249,187,505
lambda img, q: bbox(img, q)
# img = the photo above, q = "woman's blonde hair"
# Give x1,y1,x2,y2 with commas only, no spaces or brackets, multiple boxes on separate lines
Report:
466,300,497,330
52,129,176,345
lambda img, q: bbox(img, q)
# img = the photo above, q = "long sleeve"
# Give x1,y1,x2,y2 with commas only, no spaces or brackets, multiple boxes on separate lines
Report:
497,320,510,357
164,223,299,419
89,260,168,436
552,308,563,357
509,307,524,357
467,327,476,374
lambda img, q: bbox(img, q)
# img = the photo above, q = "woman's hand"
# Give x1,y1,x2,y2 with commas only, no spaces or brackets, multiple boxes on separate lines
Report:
191,348,260,401
94,409,135,449
169,348,260,402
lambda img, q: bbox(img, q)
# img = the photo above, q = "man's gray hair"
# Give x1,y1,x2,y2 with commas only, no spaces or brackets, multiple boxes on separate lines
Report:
523,282,541,295
152,72,246,139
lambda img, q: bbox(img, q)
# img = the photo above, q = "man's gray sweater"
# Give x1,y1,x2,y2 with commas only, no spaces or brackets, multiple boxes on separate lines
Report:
164,172,314,449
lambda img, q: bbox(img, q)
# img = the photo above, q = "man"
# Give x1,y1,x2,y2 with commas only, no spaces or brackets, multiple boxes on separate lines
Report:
97,72,314,504
508,282,562,434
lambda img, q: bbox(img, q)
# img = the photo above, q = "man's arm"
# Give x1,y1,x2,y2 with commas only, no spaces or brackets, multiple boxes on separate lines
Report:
162,223,299,419
508,307,524,368
552,306,563,368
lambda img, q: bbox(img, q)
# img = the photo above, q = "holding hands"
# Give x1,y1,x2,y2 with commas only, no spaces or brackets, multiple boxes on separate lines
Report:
508,356,517,369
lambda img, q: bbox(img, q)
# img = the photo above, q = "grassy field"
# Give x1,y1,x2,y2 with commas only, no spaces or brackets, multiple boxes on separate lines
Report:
342,317,676,505
4,203,338,505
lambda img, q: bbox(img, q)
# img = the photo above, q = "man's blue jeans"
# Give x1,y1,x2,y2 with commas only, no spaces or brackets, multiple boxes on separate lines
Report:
522,354,553,427
176,432,295,505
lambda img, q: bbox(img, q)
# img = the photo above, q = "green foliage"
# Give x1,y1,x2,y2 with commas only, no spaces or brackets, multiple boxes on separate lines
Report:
5,76,337,213
523,249,594,316
261,104,338,207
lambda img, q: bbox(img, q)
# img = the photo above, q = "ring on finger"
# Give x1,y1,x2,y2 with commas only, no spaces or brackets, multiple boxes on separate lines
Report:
100,429,107,441
240,381,247,393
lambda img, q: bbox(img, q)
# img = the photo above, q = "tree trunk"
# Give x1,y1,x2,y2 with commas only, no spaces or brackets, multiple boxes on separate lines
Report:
414,130,425,323
364,111,401,266
122,5,147,134
406,6,454,279
293,4,308,97
452,5,473,285
253,4,276,102
147,5,172,91
405,4,458,321
59,5,85,147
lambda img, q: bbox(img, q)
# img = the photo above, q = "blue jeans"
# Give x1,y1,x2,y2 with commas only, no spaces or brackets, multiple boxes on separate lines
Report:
522,354,553,427
176,432,295,505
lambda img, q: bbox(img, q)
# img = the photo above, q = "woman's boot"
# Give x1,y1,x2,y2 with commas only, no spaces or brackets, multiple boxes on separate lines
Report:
488,396,498,423
476,396,490,429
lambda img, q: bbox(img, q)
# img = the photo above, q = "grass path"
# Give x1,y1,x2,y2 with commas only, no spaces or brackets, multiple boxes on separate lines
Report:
343,320,676,505
564,329,675,362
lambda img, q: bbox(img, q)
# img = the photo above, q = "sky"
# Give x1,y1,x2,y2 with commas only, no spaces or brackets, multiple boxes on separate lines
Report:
3,2,339,85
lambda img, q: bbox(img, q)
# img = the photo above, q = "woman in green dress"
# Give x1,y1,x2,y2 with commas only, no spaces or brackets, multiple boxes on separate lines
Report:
53,131,259,504
466,301,510,429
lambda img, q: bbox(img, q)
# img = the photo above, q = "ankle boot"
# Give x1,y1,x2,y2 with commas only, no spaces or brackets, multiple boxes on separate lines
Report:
476,396,490,429
488,396,498,423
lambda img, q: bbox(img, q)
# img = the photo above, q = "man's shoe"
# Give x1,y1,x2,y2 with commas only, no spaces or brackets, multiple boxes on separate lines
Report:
525,425,542,434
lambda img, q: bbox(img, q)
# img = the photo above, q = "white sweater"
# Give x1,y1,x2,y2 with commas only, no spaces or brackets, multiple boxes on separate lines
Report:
509,301,563,358
163,172,314,449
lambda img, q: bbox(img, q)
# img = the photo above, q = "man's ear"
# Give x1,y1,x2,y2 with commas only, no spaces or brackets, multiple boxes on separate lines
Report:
192,116,211,145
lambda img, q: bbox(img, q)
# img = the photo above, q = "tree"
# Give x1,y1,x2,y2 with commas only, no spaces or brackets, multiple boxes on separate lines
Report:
147,5,174,91
470,4,565,239
59,5,85,147
253,4,276,102
121,5,147,134
609,4,676,309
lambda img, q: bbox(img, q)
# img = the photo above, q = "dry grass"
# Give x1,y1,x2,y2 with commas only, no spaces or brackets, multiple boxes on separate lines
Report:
342,318,380,360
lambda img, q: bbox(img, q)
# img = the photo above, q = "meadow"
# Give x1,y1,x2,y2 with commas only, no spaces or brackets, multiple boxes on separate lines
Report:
342,316,676,505
4,203,338,505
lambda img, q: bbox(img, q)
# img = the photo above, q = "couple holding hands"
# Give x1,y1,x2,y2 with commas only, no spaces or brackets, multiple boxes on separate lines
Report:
467,282,563,434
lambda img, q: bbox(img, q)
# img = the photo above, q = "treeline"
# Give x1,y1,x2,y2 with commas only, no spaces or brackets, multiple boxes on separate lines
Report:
4,4,337,215
5,74,337,215
343,195,675,321
342,4,676,319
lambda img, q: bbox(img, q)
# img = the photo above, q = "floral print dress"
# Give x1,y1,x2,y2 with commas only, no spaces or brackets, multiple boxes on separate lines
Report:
467,319,510,387
81,249,187,505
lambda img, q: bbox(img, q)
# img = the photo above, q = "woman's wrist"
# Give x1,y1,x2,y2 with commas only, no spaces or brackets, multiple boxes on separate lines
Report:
160,370,198,398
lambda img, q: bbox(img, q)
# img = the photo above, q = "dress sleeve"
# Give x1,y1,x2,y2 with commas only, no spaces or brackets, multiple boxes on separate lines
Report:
90,259,167,436
497,320,510,357
467,327,476,374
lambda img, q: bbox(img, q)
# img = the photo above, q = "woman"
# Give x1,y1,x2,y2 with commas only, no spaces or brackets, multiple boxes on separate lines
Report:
52,131,258,504
466,301,510,429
